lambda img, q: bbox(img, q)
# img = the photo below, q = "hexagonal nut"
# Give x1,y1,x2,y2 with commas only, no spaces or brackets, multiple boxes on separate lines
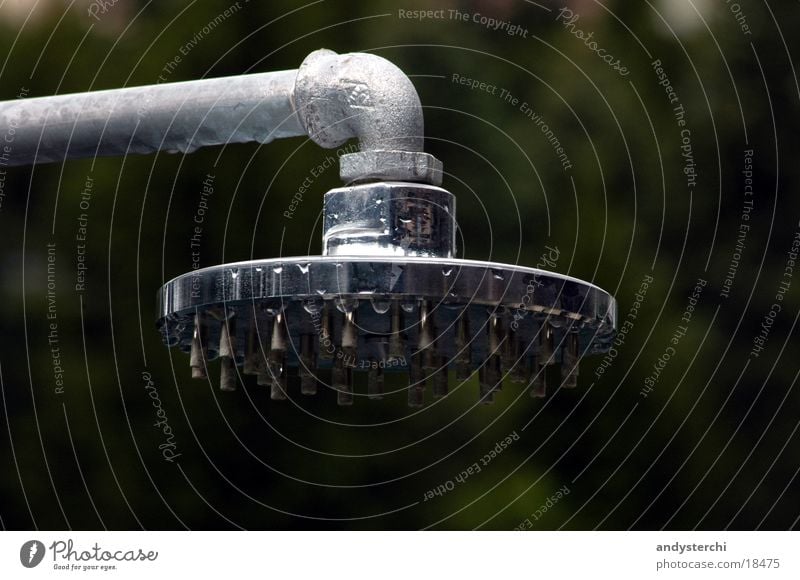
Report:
340,150,444,186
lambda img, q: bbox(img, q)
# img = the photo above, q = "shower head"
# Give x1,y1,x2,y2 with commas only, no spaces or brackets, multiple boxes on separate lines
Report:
156,179,616,406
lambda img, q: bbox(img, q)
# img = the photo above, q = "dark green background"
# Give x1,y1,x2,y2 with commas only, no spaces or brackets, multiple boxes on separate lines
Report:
0,0,798,529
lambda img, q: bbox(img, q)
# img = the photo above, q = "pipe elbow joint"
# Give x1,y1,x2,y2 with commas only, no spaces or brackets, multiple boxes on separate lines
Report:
293,49,425,153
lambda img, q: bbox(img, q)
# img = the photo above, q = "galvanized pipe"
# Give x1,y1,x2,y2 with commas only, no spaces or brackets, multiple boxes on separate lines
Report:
0,49,430,172
0,69,305,166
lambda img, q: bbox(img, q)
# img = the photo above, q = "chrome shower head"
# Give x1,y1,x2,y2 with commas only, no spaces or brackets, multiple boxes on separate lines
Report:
156,179,617,406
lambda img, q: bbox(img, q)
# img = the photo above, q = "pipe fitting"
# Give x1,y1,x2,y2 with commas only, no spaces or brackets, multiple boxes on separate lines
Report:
293,49,426,154
339,150,443,186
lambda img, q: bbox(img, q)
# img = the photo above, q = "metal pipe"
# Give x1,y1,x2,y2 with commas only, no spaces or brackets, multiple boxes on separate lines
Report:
0,49,428,170
294,49,424,152
0,69,304,167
